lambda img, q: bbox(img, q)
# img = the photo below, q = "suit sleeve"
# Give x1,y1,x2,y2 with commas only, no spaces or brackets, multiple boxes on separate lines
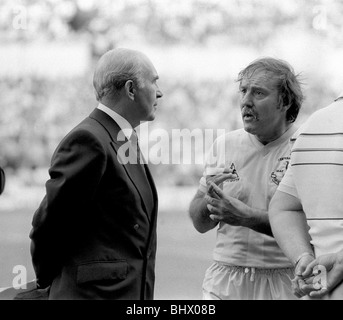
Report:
29,129,106,288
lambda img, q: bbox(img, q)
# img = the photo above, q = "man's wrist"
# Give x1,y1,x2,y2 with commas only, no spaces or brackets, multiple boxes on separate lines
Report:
245,207,266,229
294,252,315,268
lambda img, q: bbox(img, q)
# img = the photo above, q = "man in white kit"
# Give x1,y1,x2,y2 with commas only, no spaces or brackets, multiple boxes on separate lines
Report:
269,91,343,300
189,57,304,300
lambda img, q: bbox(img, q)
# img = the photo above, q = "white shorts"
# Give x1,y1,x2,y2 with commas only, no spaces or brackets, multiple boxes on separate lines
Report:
202,262,298,300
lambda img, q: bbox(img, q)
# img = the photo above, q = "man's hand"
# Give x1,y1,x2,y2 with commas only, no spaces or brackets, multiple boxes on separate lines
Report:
188,172,238,234
205,172,236,191
300,250,343,298
205,181,252,227
291,253,315,298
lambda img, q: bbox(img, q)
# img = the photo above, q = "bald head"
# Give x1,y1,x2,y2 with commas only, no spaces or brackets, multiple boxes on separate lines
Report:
93,48,149,102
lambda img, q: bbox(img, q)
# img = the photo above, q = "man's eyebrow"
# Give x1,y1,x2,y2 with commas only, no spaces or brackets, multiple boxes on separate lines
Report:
239,84,267,91
246,83,274,92
251,86,267,91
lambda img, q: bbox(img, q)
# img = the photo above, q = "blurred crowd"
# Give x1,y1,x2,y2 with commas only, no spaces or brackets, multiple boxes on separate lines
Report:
1,0,343,186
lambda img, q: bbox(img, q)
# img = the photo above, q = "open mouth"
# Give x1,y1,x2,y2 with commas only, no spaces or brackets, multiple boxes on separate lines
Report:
242,112,256,121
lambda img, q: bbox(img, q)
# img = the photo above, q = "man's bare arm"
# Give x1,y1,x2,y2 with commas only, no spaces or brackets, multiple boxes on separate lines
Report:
189,190,219,233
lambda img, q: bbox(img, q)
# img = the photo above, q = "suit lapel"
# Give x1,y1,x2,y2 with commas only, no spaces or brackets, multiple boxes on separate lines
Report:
143,164,158,211
89,109,155,221
110,140,155,221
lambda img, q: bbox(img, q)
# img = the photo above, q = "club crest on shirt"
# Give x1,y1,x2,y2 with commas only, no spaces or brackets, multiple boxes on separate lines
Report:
225,162,240,182
270,156,290,185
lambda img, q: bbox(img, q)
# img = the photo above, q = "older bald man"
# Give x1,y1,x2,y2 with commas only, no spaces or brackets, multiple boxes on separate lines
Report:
29,48,163,300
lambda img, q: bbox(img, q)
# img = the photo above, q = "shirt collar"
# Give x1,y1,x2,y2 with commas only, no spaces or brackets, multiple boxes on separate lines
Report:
97,103,133,140
249,124,297,154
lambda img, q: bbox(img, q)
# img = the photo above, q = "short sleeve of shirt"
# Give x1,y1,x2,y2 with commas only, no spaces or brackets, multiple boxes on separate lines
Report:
277,123,308,198
198,143,215,194
198,136,224,194
277,158,299,198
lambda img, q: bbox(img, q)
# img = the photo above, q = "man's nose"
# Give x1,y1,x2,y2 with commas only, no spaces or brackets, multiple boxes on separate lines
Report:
241,91,253,107
157,88,163,99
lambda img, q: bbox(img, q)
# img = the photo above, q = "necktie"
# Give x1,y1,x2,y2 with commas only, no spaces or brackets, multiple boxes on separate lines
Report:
130,129,141,164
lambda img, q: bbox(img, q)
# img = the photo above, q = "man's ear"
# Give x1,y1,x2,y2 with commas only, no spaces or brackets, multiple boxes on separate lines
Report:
282,103,291,113
124,80,135,101
278,95,290,112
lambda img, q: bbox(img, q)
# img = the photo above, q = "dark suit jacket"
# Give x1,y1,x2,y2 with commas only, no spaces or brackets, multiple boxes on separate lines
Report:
29,108,158,300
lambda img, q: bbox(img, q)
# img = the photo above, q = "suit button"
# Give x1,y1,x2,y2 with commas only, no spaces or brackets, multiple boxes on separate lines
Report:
134,224,140,230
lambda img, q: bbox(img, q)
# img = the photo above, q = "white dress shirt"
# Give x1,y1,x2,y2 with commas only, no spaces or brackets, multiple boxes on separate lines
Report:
97,103,144,163
97,103,133,141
